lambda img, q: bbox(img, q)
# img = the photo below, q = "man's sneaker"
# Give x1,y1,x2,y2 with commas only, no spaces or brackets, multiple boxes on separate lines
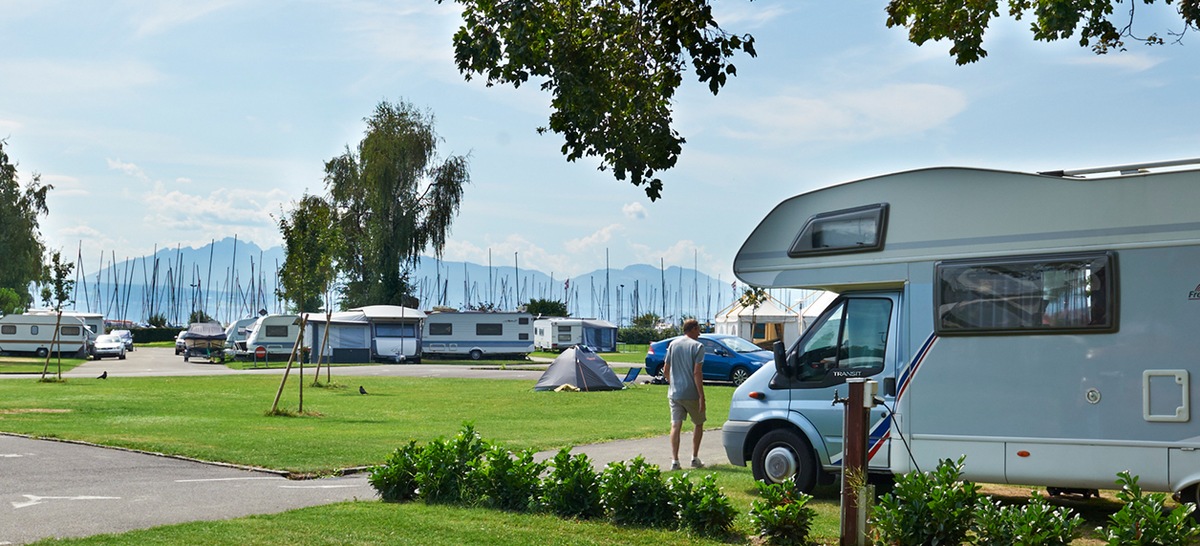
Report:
670,460,681,471
691,457,704,468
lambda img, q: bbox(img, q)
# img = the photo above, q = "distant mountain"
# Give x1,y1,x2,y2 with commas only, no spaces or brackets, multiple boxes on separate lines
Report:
72,239,745,324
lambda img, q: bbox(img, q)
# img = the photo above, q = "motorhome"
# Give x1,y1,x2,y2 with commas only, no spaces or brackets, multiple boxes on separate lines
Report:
244,314,301,358
721,159,1200,504
0,313,95,357
422,311,534,360
533,318,619,352
222,317,259,359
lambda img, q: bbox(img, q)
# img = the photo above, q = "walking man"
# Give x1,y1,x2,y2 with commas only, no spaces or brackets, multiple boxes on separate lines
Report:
664,318,706,470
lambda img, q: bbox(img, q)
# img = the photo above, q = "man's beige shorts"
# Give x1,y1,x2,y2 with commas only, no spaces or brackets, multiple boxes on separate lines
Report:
669,398,706,425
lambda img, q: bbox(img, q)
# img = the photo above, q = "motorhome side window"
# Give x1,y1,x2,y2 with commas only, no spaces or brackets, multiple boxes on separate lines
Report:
62,326,81,336
1,325,14,334
429,323,452,336
477,323,502,336
788,203,888,257
935,252,1115,335
377,323,416,337
792,298,892,385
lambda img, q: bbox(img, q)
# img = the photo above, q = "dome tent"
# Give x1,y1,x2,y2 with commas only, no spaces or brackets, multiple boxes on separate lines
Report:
534,345,624,391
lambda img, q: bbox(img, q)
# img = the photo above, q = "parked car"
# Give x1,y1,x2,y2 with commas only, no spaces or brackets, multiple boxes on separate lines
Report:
175,330,188,355
644,333,773,385
111,329,134,351
90,334,127,360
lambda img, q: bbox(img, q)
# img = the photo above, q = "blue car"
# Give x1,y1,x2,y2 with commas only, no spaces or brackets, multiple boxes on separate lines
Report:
644,333,773,386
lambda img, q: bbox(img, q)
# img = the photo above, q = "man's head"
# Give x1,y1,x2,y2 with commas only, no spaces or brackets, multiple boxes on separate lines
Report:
682,318,700,339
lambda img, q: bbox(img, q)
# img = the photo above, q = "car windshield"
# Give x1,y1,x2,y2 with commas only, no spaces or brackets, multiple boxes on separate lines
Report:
97,335,119,343
717,336,763,353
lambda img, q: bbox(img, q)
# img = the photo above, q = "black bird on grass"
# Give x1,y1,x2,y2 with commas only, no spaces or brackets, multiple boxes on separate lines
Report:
359,386,368,395
98,371,107,379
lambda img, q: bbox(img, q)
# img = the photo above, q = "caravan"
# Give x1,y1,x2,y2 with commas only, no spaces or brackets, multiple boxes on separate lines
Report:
305,306,424,364
222,317,259,360
244,314,301,357
722,160,1200,502
25,309,103,338
533,318,618,352
0,314,95,357
422,311,534,360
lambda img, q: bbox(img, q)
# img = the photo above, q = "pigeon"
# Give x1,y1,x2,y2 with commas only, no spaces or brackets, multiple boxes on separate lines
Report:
359,386,368,395
98,371,107,380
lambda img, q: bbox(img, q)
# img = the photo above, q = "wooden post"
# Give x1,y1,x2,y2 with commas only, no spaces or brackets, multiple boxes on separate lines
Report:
841,379,876,546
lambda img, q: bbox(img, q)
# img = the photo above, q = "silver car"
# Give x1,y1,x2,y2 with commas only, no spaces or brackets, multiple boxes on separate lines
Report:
91,334,127,360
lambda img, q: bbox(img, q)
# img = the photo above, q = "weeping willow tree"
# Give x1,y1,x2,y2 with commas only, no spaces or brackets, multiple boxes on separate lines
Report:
324,100,470,308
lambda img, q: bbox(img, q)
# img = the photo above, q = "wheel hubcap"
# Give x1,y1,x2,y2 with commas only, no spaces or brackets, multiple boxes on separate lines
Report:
763,446,798,482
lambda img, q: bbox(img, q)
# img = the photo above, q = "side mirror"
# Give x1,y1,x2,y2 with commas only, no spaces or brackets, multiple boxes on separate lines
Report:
773,341,791,377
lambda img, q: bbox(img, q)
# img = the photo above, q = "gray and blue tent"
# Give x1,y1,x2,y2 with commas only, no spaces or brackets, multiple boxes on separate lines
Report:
534,346,624,391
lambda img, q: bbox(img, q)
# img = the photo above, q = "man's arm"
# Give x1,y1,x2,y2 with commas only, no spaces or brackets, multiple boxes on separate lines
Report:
662,345,671,382
693,348,705,410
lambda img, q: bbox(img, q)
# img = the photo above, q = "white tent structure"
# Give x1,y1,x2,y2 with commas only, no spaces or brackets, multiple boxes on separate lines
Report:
713,292,802,349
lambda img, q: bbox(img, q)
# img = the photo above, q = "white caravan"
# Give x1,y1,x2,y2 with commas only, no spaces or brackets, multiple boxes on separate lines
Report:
533,318,618,352
244,314,301,358
223,317,259,359
722,159,1200,503
303,305,424,364
422,311,534,360
25,309,103,338
0,314,95,357
355,305,425,363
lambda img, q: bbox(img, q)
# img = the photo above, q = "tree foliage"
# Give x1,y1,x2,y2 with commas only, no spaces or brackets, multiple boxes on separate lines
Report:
325,100,469,309
439,0,755,201
277,194,340,313
886,0,1200,64
0,139,51,308
525,298,568,317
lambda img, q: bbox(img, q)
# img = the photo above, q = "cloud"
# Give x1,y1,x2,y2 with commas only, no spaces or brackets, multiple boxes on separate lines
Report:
107,158,151,183
565,224,623,253
629,239,718,273
714,1,795,29
1067,52,1165,72
128,0,238,37
0,118,23,132
717,83,967,144
621,202,647,220
40,174,87,197
0,59,162,95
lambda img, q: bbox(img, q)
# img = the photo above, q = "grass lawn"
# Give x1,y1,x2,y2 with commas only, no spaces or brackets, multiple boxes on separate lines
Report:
0,374,728,473
0,355,87,375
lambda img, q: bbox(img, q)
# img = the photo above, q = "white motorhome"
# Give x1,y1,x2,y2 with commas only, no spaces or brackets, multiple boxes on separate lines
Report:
422,311,534,360
533,318,618,352
244,314,301,358
0,314,95,357
722,160,1200,503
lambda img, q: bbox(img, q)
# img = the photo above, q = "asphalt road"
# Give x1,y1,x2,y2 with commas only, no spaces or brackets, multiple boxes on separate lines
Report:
1,347,730,544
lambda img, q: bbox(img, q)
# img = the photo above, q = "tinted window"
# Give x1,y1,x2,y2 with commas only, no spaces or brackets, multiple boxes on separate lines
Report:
265,325,290,338
1,325,15,334
792,298,892,386
31,325,39,335
518,317,529,325
518,333,529,340
429,323,452,336
477,323,502,336
377,323,416,337
936,252,1115,335
789,203,888,257
62,326,81,336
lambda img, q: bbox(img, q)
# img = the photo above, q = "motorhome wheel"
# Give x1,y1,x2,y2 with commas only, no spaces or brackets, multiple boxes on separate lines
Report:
752,429,817,493
35,347,48,358
469,349,483,361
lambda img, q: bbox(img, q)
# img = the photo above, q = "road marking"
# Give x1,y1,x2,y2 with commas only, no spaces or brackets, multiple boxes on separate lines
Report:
0,454,24,458
12,495,121,509
278,484,361,489
174,477,280,483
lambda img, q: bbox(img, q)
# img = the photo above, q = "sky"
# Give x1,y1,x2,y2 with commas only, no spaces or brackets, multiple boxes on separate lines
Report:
2,1,1198,283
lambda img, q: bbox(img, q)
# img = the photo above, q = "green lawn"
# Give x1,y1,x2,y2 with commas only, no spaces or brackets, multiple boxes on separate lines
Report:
0,374,726,473
0,355,87,374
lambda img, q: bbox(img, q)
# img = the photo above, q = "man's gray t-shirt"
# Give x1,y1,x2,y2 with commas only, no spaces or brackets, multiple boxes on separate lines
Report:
666,336,704,400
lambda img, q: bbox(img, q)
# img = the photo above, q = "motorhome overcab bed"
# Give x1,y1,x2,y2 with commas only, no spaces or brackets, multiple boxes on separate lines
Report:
722,159,1200,503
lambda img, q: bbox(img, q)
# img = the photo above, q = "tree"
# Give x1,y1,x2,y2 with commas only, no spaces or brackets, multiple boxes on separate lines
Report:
886,0,1200,64
439,0,755,201
0,139,51,308
277,194,340,313
525,298,569,317
38,250,74,381
0,288,22,315
326,100,469,309
631,312,661,328
739,287,768,344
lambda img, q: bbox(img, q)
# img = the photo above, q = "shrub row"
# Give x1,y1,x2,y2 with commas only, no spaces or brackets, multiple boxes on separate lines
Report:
367,424,818,542
871,457,1200,546
617,325,680,345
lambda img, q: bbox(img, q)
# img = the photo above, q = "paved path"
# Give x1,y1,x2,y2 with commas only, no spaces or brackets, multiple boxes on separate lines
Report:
1,347,730,544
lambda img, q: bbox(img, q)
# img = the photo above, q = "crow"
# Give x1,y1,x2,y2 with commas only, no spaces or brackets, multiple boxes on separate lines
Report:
98,371,107,380
359,386,368,395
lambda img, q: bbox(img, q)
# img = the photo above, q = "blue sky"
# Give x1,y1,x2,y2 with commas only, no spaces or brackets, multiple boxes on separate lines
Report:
2,1,1198,282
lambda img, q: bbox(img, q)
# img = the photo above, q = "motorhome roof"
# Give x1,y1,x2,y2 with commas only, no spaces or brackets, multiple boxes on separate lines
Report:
735,165,1200,290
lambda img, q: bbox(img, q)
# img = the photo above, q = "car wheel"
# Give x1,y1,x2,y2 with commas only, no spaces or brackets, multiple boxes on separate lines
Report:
752,429,818,493
119,353,126,360
35,347,49,358
730,366,751,386
183,353,189,362
469,349,483,361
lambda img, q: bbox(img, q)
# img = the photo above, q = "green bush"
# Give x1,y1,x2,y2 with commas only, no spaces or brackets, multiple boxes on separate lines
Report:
472,445,544,512
974,492,1083,546
416,424,487,505
618,325,680,345
669,472,738,537
1101,471,1200,546
871,457,980,546
599,456,675,527
368,440,422,502
748,477,817,546
540,448,604,519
